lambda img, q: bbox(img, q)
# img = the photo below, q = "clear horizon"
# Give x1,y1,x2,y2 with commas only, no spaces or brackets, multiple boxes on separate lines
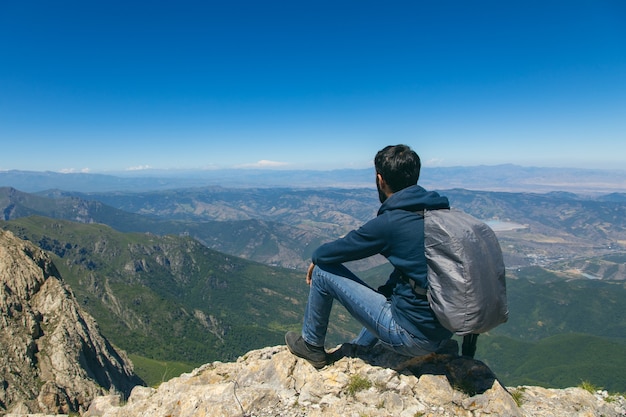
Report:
3,162,626,176
1,1,625,173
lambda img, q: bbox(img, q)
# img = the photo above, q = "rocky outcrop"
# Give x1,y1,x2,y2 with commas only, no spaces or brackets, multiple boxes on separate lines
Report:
86,343,626,417
0,230,143,415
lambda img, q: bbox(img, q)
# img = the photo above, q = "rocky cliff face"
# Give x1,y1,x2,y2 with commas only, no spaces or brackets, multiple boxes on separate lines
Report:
0,230,143,415
86,343,626,417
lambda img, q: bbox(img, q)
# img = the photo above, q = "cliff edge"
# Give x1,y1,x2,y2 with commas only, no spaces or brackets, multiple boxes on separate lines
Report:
0,230,143,415
86,343,626,417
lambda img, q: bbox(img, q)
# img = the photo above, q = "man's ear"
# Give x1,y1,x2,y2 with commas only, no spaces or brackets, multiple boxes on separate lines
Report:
376,173,385,186
377,174,393,194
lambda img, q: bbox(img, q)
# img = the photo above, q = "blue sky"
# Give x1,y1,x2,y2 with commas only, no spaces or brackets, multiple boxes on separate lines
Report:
1,1,625,173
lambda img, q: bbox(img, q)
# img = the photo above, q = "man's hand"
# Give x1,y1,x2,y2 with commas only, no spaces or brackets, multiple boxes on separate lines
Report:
306,262,315,285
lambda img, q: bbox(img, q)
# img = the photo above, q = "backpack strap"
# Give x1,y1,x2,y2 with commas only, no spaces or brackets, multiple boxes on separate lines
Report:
461,334,479,358
405,209,428,297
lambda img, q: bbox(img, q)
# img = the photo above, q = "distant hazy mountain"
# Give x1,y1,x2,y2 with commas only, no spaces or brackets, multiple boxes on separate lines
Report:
2,165,626,193
2,185,626,277
0,186,349,271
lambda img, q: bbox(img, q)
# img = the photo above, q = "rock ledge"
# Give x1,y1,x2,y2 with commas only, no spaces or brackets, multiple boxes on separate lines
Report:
86,344,626,417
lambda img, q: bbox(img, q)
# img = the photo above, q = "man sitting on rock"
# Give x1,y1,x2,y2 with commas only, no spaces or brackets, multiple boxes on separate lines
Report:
286,144,453,368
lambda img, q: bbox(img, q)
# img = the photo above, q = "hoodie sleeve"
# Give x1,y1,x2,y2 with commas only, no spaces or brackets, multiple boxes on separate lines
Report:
312,214,389,264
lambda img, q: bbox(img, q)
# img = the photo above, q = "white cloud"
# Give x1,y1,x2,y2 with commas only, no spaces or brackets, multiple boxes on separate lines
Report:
126,165,152,171
424,158,445,167
59,168,91,173
234,160,290,169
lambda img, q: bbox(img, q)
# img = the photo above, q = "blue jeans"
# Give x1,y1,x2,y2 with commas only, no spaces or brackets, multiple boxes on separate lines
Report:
301,264,443,357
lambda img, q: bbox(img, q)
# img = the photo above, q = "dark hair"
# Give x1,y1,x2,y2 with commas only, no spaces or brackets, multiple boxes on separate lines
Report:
374,144,421,192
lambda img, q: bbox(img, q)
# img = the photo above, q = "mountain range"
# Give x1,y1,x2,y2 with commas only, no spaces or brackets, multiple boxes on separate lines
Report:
2,164,626,194
0,175,625,392
3,184,625,277
3,230,623,415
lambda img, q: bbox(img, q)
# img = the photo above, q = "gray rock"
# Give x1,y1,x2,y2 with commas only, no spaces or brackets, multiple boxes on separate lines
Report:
0,230,143,415
86,344,626,417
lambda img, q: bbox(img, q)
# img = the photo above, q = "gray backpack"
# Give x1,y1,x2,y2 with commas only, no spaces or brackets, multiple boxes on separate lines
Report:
413,208,508,356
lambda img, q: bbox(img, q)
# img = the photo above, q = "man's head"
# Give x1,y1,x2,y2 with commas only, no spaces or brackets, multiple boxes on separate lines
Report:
374,145,421,200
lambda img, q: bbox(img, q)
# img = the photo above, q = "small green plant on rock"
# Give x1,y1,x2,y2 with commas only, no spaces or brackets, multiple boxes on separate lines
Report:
346,374,372,397
579,380,601,394
510,387,526,407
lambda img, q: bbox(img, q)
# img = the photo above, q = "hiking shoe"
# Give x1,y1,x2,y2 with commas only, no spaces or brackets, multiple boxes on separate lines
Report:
285,331,328,369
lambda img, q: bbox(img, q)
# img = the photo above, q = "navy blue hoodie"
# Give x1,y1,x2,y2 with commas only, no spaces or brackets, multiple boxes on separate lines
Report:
312,184,453,342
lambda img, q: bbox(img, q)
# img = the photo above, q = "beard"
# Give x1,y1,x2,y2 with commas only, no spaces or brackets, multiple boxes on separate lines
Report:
377,181,387,204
